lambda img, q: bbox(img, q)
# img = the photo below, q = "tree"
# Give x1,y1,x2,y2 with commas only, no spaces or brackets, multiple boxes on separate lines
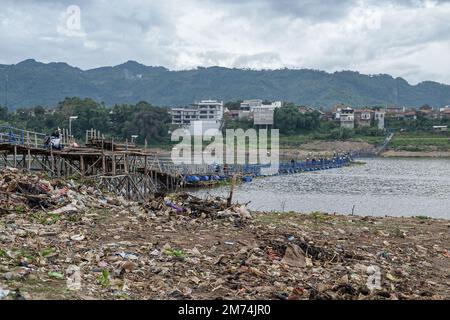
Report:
274,105,321,134
224,101,242,110
0,106,8,121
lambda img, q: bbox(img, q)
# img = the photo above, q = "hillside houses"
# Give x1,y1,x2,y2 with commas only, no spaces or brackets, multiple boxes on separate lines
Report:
333,106,385,129
384,105,450,121
170,99,450,134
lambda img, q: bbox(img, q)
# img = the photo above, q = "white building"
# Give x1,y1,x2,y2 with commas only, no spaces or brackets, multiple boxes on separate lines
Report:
238,100,282,126
440,105,450,113
374,110,385,130
171,100,224,136
337,107,355,129
171,100,224,125
253,107,275,126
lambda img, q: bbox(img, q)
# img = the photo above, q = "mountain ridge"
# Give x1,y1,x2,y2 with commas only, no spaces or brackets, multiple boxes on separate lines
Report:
0,59,449,109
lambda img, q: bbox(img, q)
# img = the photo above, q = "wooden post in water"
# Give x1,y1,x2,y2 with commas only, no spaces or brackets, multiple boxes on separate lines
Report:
227,174,237,207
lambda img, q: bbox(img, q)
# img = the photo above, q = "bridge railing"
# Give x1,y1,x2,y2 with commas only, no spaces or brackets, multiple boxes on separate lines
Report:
0,126,47,149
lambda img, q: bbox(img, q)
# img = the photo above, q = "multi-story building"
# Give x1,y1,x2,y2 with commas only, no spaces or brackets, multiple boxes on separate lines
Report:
386,106,406,117
171,100,224,136
171,100,224,125
253,107,275,127
336,107,355,129
374,110,385,129
440,106,450,119
354,108,386,129
239,99,281,121
354,109,373,127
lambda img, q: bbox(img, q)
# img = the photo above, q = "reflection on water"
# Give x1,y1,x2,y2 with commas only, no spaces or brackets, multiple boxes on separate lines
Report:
190,158,450,219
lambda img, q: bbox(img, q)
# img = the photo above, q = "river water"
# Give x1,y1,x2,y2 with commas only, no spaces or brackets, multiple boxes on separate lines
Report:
189,158,450,219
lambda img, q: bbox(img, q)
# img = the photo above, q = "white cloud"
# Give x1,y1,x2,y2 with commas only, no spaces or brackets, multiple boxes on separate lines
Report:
0,0,449,84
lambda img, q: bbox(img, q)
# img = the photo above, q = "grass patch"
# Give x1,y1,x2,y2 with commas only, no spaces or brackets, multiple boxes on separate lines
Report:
40,247,55,258
390,132,450,151
310,211,331,223
164,248,185,258
97,270,110,287
14,205,26,213
48,271,64,280
29,211,61,225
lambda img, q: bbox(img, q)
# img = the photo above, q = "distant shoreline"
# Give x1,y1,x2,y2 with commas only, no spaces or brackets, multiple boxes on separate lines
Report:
380,150,450,158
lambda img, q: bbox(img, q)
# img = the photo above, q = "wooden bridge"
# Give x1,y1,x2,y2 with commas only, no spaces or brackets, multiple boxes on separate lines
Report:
0,126,356,201
0,126,188,201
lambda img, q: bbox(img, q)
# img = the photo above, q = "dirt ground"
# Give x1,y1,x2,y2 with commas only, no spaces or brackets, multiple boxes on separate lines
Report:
1,190,449,300
279,141,375,159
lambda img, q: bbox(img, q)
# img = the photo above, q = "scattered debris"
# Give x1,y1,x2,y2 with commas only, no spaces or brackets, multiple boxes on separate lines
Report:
0,167,449,300
281,244,307,268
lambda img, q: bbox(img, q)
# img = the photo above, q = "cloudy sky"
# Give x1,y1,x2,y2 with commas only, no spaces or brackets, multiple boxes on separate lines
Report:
0,0,449,84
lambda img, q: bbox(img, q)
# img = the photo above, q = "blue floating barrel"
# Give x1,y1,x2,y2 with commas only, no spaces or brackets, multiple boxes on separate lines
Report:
185,175,200,183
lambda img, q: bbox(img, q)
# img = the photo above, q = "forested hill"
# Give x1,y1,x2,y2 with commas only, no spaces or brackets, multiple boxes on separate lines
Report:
1,59,449,109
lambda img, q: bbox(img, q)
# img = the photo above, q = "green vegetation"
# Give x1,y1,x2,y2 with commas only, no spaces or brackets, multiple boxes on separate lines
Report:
48,272,64,280
0,97,172,147
390,132,450,151
386,112,450,132
14,205,26,213
415,215,431,220
1,60,450,109
40,247,55,258
1,94,448,152
274,105,321,134
97,270,110,286
164,248,185,258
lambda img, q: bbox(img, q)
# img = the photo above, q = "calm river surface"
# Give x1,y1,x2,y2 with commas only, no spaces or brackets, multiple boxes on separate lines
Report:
189,158,450,219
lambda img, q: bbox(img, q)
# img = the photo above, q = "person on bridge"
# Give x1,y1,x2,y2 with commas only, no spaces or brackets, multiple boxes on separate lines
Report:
44,128,63,150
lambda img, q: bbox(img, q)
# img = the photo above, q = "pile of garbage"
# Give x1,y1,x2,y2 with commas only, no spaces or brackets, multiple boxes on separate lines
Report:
148,193,252,221
1,167,449,300
0,167,131,216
